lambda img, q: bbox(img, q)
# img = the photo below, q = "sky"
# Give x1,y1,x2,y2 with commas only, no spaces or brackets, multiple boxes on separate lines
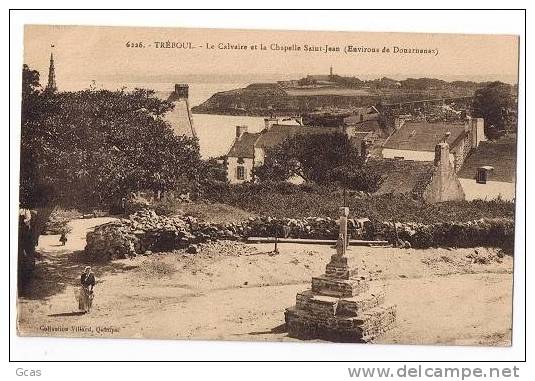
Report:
23,25,520,90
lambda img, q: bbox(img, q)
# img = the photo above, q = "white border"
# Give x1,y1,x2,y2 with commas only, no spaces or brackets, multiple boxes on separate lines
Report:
6,8,526,363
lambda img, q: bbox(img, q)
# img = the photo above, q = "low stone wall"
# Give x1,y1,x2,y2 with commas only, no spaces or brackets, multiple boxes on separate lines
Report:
85,210,244,261
376,218,515,250
85,210,515,261
245,216,341,240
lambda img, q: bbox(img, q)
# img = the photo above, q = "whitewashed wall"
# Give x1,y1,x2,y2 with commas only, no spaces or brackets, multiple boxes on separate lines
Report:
382,148,456,165
227,157,255,184
459,179,516,201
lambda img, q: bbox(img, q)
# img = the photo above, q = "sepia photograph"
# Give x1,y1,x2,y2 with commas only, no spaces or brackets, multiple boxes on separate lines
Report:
16,24,519,347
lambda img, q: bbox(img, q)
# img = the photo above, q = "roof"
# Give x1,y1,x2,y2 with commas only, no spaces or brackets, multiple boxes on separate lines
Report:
457,138,517,183
227,132,261,158
255,124,340,150
365,158,434,197
383,121,467,152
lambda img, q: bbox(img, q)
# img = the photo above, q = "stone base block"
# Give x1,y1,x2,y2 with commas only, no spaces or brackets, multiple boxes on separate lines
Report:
296,287,385,317
336,288,386,316
285,304,396,343
325,263,350,279
296,291,339,317
311,275,369,298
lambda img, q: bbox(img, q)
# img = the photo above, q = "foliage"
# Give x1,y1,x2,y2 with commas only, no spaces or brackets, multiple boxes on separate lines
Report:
255,132,382,192
43,207,82,235
20,65,203,210
472,81,517,138
204,182,515,225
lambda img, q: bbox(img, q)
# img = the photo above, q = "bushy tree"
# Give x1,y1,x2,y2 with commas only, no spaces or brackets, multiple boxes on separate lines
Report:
472,81,517,138
20,65,203,209
255,132,382,192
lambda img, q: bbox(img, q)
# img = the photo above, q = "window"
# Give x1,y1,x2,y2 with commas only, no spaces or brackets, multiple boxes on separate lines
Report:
237,165,245,180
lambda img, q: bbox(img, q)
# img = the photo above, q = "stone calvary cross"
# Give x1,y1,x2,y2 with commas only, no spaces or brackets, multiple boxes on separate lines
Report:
284,206,397,342
336,206,349,257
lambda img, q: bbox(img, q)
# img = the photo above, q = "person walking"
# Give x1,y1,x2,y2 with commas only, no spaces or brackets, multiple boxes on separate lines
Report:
78,266,96,313
59,232,67,246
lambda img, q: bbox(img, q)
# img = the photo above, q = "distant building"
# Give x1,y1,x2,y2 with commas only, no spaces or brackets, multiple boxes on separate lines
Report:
158,84,197,138
382,118,485,171
457,138,516,201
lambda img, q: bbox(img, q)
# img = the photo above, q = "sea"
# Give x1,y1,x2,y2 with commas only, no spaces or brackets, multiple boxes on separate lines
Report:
61,76,294,159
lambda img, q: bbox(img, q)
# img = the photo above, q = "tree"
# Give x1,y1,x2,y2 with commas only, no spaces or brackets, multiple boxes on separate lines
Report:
255,132,382,192
472,81,517,138
20,65,50,207
20,65,203,210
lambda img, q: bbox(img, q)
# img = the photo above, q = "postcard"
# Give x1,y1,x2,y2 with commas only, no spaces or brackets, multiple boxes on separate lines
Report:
17,25,518,346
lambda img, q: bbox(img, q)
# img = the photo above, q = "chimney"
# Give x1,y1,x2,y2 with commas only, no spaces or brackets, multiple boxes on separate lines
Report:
264,117,278,130
236,125,248,140
471,117,486,148
174,83,189,99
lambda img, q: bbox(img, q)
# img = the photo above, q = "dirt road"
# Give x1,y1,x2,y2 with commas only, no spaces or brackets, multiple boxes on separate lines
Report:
17,218,513,346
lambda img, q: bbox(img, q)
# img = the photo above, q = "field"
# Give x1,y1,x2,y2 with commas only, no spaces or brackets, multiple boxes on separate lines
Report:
17,217,512,347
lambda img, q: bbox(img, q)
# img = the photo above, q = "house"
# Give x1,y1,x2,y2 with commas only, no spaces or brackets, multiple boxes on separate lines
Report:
226,117,366,184
456,138,516,201
382,117,485,171
226,126,259,183
157,84,197,138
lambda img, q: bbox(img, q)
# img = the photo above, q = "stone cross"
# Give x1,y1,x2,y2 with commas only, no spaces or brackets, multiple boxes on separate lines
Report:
336,207,349,257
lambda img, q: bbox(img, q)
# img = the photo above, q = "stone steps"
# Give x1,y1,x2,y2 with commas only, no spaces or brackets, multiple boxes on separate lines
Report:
285,304,396,343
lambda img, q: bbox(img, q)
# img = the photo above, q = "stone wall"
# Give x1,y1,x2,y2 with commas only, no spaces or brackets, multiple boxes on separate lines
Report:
376,218,514,250
85,210,243,261
85,209,514,261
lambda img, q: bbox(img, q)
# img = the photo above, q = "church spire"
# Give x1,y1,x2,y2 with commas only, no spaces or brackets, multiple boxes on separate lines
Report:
46,45,57,92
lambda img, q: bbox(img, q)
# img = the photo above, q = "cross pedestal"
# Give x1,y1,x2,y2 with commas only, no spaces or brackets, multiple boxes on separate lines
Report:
284,207,396,342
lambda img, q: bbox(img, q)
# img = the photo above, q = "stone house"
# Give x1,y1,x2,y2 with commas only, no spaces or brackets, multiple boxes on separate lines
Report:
382,118,485,171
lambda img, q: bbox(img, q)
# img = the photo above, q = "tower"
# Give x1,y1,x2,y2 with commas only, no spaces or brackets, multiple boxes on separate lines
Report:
45,46,57,93
330,66,333,77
